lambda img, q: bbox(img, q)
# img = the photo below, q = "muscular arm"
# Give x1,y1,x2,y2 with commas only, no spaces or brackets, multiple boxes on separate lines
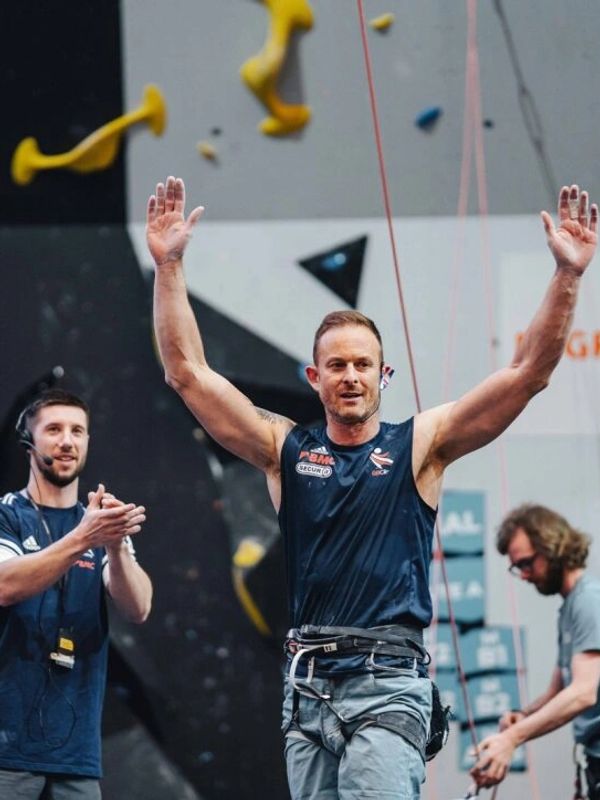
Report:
415,186,597,503
472,653,600,788
150,177,294,477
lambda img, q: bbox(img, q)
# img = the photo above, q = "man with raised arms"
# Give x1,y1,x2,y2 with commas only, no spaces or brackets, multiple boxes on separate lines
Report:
148,175,596,799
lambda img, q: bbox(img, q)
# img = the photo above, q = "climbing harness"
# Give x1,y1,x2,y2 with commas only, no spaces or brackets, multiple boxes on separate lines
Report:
284,624,450,762
574,744,600,800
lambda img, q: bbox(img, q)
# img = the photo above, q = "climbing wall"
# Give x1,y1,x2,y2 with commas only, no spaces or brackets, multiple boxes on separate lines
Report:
0,226,296,799
4,2,600,799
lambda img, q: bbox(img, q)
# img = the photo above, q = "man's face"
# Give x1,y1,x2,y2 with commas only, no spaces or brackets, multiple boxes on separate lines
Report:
305,325,382,426
507,527,563,596
29,405,89,488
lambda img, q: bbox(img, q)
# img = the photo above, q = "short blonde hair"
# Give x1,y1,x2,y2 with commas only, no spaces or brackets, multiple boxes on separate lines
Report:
312,311,383,364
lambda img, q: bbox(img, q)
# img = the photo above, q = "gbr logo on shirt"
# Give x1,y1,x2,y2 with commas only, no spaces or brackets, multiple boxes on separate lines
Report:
295,447,335,479
369,448,394,477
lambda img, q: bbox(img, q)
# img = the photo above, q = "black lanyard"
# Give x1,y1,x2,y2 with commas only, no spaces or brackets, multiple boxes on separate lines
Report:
23,489,68,600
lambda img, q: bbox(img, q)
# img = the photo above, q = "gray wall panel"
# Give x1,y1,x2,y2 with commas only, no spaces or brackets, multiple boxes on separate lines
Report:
122,1,600,221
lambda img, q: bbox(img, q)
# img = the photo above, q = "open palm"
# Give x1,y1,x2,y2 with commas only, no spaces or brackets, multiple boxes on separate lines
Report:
542,184,598,275
146,176,204,265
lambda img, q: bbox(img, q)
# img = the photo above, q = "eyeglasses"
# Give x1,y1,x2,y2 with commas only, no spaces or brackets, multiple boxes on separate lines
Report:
508,553,539,577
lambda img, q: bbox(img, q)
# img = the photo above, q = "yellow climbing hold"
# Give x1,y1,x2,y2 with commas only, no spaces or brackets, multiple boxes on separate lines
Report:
240,0,314,137
369,12,395,31
232,538,272,636
196,141,218,160
233,539,266,569
11,84,166,186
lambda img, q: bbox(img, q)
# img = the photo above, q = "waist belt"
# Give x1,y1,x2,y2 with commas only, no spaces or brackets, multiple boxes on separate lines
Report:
285,624,428,690
286,624,427,662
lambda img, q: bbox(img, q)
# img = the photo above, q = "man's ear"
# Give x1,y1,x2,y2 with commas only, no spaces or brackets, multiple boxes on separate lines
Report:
305,364,320,392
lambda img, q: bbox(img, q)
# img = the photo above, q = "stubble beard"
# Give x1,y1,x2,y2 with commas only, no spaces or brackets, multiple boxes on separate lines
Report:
330,393,381,427
535,559,564,596
37,454,86,489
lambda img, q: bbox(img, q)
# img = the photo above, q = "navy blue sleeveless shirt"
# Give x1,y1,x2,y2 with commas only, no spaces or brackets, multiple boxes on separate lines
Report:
279,419,437,672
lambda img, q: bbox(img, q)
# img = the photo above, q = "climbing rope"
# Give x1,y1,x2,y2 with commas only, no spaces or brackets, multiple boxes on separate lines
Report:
355,1,545,797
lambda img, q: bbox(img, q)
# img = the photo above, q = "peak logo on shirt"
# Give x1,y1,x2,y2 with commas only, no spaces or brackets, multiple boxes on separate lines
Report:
370,448,394,476
22,535,41,552
296,448,334,478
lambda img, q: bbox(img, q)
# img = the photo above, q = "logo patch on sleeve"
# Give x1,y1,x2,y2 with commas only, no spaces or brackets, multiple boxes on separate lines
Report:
22,535,41,552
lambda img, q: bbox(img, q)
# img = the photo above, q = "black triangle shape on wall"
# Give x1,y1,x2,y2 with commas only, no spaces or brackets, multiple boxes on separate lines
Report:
297,235,368,308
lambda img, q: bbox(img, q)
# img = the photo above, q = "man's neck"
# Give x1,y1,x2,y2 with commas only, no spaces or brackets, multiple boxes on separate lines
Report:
26,473,78,509
561,567,585,597
326,415,381,446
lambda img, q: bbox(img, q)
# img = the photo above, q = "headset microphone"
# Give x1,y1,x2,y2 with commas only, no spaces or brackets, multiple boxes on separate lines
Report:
20,441,54,467
15,404,53,466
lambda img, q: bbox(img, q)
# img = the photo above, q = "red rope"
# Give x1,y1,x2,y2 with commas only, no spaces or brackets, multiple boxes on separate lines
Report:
355,0,480,758
430,4,480,770
441,11,475,403
467,0,541,796
356,2,547,797
356,0,422,413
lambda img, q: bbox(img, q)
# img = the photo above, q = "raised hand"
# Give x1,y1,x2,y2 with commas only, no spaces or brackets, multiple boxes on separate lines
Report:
146,175,204,266
541,184,598,275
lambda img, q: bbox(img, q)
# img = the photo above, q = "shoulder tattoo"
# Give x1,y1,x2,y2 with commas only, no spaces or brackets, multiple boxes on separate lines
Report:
256,407,286,425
